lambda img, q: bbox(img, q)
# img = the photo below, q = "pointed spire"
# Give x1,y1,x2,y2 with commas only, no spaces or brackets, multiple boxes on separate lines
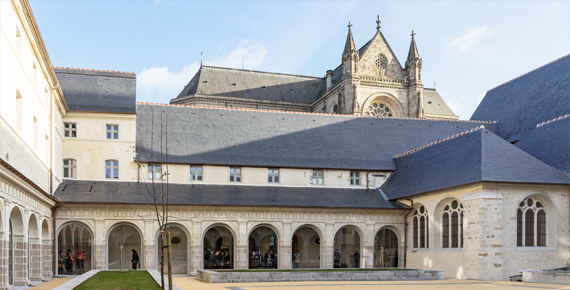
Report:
343,22,357,56
406,30,420,62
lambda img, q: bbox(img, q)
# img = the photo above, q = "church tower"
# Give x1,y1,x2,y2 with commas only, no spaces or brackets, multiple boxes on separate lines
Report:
405,31,424,117
341,22,360,114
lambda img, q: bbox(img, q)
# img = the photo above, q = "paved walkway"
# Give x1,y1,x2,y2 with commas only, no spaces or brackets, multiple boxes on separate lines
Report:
27,278,72,290
172,277,570,290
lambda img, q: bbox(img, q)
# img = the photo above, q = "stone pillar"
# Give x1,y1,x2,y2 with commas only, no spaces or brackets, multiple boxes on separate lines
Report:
236,221,247,269
323,223,334,269
463,192,504,281
93,220,105,270
189,240,202,276
143,245,153,270
29,237,42,281
0,239,10,290
41,239,52,280
13,234,30,286
281,222,292,269
363,223,375,268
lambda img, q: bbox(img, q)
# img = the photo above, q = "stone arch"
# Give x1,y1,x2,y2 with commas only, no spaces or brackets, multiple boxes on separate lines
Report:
333,225,363,268
28,214,39,238
247,223,281,269
333,223,367,241
9,206,24,236
57,221,94,274
27,214,41,281
247,222,282,242
291,224,323,269
434,198,464,249
40,219,51,280
202,223,236,269
361,93,404,118
106,222,144,270
154,223,191,275
373,225,402,268
201,222,238,240
9,206,26,285
514,191,558,248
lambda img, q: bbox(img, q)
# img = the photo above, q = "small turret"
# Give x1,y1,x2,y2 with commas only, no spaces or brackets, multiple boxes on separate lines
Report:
342,22,359,77
405,30,422,86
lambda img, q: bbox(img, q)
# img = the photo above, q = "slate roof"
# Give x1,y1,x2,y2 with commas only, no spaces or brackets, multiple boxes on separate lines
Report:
171,66,324,104
470,54,570,142
55,68,136,114
423,89,457,117
135,103,496,170
54,180,408,209
515,114,570,173
381,128,570,200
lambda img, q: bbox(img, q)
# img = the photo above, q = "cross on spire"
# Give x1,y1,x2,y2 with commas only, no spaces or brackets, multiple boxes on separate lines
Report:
411,30,416,38
376,15,381,30
348,22,352,30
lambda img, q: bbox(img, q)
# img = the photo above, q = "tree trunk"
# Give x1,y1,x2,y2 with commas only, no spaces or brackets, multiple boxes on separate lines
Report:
160,232,165,290
120,246,123,273
166,231,173,290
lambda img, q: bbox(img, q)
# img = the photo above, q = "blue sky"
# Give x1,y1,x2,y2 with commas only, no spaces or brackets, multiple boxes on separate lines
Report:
30,1,569,119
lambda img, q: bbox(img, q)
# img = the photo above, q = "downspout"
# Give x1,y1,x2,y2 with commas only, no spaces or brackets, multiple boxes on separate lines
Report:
49,88,53,195
52,201,61,277
366,171,370,189
403,198,414,269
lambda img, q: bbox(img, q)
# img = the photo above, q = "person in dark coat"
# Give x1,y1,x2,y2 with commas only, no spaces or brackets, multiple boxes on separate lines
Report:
65,249,74,274
207,250,215,269
257,251,263,269
350,250,360,268
333,249,341,268
131,249,139,270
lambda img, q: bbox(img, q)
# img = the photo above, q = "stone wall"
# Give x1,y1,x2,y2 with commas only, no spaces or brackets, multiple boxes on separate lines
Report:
522,271,570,285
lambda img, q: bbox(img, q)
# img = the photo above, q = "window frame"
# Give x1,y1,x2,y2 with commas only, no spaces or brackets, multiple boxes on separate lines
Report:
105,159,119,179
350,171,360,186
63,159,77,179
229,167,241,183
412,206,429,249
106,124,119,140
190,165,203,181
64,122,77,138
148,163,162,180
312,169,324,185
268,168,279,183
441,200,463,249
517,197,547,248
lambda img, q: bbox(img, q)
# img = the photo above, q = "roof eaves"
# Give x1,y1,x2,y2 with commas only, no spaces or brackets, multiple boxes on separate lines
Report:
536,113,570,127
201,65,321,80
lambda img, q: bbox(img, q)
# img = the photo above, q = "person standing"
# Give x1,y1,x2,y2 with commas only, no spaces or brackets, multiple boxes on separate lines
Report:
131,249,139,270
77,251,85,273
334,249,341,268
292,251,301,269
257,251,263,269
58,251,64,275
65,249,74,274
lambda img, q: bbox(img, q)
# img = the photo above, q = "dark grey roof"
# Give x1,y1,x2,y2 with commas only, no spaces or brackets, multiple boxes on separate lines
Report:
381,128,570,200
172,66,324,104
515,115,570,173
54,180,408,209
470,54,570,142
135,103,496,170
55,68,136,113
423,89,456,117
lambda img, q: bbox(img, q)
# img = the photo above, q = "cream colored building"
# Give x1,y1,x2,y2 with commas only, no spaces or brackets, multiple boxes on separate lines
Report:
0,1,569,289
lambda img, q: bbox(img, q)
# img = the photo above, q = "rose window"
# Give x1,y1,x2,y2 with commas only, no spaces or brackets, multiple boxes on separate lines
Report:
375,54,388,69
365,101,393,117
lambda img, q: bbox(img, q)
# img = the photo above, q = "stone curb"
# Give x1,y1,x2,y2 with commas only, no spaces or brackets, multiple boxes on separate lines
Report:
52,270,100,290
148,269,182,290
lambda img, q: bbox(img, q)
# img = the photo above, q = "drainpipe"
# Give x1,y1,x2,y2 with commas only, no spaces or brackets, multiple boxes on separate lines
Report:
403,198,413,269
366,171,370,189
52,202,61,277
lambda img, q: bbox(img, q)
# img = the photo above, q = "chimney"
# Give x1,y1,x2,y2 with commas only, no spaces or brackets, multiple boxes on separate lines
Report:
326,70,333,91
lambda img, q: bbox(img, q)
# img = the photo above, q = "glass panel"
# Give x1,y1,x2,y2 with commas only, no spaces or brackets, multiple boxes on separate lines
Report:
249,227,279,269
442,213,449,248
107,224,141,271
236,176,241,182
204,226,234,269
71,130,76,137
113,168,118,179
420,216,426,248
517,209,523,247
274,176,279,183
374,228,398,268
197,174,202,181
197,167,202,173
230,175,234,182
292,227,320,269
114,132,118,139
525,210,535,247
106,168,111,179
64,168,69,178
451,212,458,248
58,223,93,274
333,226,361,268
71,167,76,178
412,217,418,248
537,210,546,246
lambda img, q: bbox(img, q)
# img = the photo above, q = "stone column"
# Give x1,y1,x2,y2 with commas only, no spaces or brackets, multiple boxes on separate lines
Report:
42,239,52,280
0,238,10,290
29,237,42,281
236,221,247,269
281,222,292,269
144,220,155,270
190,221,202,276
93,220,105,270
13,234,30,286
463,191,504,281
323,223,334,269
363,223,375,268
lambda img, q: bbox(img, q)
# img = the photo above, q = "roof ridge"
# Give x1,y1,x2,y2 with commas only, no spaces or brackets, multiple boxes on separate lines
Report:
201,65,321,79
394,125,486,158
54,67,136,74
486,54,570,93
537,113,570,127
135,102,496,124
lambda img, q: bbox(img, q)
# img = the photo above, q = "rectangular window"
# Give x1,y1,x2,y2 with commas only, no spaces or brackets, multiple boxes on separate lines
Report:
268,168,279,183
190,165,203,181
350,171,360,186
106,124,119,139
230,167,241,182
148,164,161,180
63,159,76,178
64,122,77,138
312,169,323,185
105,160,119,179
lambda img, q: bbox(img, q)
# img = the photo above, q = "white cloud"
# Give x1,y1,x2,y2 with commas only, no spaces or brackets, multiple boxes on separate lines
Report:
447,26,492,55
137,40,268,103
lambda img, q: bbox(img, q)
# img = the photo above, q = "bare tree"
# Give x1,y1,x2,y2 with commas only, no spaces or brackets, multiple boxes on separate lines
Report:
110,225,126,273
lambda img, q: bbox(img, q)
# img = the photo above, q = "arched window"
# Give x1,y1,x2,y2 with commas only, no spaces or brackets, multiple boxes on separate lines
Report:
442,200,463,248
105,160,119,179
364,101,393,117
63,159,76,179
412,206,429,248
517,197,546,247
374,54,388,77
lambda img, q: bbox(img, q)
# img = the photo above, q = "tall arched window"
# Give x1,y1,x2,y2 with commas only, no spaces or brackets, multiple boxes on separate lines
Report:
412,206,429,248
105,160,119,179
517,197,546,247
442,200,463,248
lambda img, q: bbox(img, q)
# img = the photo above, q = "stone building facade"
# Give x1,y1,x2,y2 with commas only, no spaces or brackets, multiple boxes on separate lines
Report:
0,1,569,288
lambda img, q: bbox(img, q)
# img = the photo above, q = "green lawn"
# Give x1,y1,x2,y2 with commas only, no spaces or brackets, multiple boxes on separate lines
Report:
215,268,411,273
74,271,161,290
